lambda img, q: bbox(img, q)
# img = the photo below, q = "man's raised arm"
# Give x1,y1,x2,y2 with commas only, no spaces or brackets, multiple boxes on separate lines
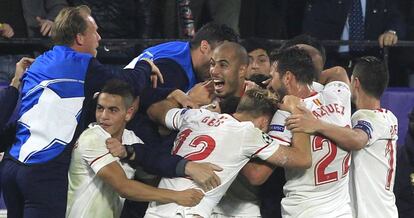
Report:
319,66,350,85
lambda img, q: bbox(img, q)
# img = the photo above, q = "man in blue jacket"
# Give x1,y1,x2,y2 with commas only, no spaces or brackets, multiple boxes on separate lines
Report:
0,5,220,217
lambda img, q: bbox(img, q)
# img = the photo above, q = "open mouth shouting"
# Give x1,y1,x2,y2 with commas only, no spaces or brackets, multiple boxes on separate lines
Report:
213,79,225,93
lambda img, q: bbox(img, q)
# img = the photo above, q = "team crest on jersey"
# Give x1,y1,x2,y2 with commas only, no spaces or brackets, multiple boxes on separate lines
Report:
269,124,285,132
262,132,273,144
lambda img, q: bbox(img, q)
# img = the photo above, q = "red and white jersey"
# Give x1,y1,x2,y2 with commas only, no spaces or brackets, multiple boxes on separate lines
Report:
268,81,352,218
145,108,281,218
67,124,140,218
350,109,398,218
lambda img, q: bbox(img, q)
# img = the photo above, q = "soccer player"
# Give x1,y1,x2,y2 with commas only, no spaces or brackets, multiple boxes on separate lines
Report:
259,35,327,218
266,47,352,217
0,6,221,217
285,56,398,218
67,80,204,218
144,88,312,218
209,41,248,101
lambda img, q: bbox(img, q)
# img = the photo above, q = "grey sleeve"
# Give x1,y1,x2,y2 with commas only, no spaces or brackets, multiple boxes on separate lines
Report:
44,0,68,21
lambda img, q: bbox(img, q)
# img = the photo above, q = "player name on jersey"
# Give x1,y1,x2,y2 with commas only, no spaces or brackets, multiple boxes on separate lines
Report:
311,99,346,119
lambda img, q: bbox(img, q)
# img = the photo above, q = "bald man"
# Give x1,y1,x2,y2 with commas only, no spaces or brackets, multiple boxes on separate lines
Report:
210,41,249,100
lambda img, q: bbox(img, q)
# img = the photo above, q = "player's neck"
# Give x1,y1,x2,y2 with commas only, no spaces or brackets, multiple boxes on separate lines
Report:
291,84,312,99
191,47,204,77
233,112,266,130
355,93,380,110
232,112,254,122
111,128,125,143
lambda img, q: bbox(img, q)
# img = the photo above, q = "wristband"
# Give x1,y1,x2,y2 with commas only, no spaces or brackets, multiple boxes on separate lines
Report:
122,144,135,161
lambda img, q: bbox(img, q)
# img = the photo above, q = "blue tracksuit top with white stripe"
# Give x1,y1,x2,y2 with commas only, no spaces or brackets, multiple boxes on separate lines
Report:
10,45,92,164
135,41,197,91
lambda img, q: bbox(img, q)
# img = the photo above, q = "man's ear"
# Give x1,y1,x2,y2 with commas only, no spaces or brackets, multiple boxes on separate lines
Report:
353,77,361,89
125,98,139,122
283,71,293,85
200,40,211,54
239,64,248,79
74,33,84,46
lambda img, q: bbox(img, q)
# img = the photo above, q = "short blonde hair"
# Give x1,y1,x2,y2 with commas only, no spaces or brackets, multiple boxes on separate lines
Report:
51,5,91,46
236,88,279,118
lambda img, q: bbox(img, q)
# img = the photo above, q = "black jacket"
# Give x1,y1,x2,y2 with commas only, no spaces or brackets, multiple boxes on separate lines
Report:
302,0,405,50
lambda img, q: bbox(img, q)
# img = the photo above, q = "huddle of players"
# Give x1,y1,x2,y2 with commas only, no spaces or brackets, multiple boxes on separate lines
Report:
59,7,398,218
88,46,396,218
145,45,397,218
78,43,396,218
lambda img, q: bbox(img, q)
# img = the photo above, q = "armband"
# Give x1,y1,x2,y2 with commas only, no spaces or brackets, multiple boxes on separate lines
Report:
354,120,373,139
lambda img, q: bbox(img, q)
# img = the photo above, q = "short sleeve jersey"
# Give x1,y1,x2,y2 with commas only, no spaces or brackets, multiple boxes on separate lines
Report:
66,124,142,218
268,81,352,218
350,109,398,218
145,109,281,218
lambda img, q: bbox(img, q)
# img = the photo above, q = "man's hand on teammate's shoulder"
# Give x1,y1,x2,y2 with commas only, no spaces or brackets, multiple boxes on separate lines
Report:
185,161,223,192
278,95,303,113
174,188,204,207
285,105,320,134
106,138,127,159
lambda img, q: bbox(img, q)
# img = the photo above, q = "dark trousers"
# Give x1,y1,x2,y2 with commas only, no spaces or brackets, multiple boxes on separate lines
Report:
259,167,285,218
0,147,71,218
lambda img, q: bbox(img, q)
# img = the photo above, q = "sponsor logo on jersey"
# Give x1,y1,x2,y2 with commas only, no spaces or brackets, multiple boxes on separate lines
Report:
269,124,285,132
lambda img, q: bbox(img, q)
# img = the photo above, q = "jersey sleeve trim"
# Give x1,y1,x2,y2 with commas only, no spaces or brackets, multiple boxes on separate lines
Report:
325,81,350,89
172,110,179,129
165,108,182,130
251,143,272,158
270,135,291,145
89,152,110,166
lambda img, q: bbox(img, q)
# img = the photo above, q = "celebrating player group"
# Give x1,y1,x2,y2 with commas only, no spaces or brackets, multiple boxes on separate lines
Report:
0,5,398,218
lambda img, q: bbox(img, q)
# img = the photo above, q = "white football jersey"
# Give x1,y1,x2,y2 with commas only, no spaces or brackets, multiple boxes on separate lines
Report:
212,174,261,217
268,81,352,218
350,109,398,218
145,109,281,218
66,124,141,218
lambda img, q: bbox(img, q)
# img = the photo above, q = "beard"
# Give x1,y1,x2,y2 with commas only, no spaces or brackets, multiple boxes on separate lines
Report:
276,85,288,100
